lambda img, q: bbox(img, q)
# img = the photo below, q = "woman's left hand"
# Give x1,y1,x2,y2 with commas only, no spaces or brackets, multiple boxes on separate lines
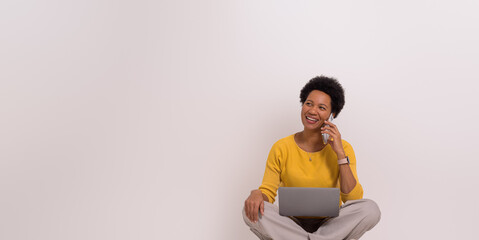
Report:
321,120,346,158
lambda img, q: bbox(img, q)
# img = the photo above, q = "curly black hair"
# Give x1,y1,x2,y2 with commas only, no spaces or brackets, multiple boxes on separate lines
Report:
299,76,345,118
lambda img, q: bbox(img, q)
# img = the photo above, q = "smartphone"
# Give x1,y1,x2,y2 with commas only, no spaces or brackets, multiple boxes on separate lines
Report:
322,113,334,144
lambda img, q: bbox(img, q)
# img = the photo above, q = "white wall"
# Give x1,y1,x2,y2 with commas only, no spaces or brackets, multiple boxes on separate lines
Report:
1,0,478,239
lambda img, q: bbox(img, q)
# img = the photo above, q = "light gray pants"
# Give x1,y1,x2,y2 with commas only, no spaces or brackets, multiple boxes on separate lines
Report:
242,199,381,240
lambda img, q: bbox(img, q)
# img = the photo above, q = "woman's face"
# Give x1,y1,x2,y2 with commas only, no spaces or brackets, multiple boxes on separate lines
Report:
301,90,332,131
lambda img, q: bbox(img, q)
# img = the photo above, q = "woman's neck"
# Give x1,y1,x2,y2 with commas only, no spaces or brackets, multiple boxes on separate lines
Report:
296,130,326,152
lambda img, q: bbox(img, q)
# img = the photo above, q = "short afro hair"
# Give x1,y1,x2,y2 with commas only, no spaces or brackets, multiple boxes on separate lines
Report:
299,76,345,118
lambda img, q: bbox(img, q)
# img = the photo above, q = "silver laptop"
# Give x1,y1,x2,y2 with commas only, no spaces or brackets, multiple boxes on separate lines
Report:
278,187,340,217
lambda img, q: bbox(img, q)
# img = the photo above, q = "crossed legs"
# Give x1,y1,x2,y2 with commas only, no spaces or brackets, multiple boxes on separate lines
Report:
243,199,381,240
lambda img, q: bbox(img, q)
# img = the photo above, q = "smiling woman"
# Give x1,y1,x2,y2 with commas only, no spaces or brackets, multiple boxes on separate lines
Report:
242,76,381,240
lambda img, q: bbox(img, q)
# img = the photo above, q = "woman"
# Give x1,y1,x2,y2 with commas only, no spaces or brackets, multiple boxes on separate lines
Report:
243,76,381,240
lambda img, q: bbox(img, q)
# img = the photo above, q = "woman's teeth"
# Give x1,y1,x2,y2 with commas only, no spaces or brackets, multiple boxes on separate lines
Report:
306,116,319,122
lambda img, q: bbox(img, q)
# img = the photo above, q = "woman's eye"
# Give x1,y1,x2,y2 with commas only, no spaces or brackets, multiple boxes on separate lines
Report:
320,107,325,110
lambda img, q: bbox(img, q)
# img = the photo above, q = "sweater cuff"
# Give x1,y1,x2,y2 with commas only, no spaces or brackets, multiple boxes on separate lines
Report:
259,188,274,203
340,182,363,202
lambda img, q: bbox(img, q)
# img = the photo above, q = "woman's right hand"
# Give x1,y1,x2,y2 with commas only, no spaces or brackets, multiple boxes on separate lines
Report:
244,189,265,223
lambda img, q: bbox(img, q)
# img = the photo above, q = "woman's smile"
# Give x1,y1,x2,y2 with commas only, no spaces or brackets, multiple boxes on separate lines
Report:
305,115,319,124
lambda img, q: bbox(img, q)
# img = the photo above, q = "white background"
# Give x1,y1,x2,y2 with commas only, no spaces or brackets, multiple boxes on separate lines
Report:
1,0,478,239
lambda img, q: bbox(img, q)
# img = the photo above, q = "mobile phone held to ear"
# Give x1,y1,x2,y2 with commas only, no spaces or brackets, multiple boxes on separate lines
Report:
322,113,334,144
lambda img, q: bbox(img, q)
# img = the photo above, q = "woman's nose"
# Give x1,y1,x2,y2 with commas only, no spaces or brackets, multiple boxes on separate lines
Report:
309,106,320,114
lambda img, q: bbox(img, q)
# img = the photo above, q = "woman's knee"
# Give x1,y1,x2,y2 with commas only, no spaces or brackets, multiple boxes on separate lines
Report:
358,199,381,227
242,206,254,227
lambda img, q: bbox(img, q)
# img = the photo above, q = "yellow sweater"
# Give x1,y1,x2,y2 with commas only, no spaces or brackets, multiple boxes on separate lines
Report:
259,134,363,204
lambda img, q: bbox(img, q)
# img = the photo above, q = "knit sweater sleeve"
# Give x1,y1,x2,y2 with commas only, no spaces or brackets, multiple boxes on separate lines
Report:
340,140,364,202
258,141,283,203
